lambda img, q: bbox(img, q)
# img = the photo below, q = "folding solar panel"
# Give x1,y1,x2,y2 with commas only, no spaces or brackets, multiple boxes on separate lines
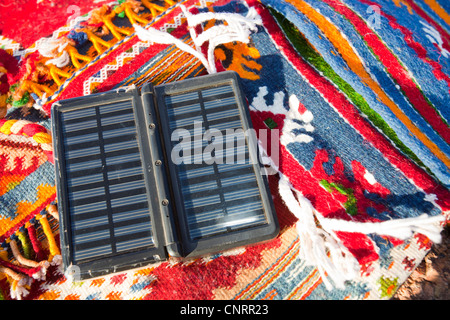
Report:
52,71,278,279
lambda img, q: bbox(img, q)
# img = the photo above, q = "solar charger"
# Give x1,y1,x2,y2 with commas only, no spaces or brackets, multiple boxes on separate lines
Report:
52,71,279,280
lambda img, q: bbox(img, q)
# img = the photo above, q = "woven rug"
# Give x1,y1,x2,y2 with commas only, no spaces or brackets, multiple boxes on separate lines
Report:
0,0,448,300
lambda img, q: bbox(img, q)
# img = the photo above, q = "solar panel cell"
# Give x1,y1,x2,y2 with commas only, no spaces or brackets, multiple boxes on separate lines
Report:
161,83,268,241
53,72,278,279
56,98,156,268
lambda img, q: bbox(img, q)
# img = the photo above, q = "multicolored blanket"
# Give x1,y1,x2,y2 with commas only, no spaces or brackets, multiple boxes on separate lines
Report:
0,0,448,300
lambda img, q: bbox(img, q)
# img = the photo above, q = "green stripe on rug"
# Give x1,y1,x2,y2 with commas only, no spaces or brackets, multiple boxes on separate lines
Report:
270,8,429,174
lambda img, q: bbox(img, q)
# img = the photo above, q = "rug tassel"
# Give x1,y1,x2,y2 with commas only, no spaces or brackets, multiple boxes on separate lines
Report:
134,5,262,74
36,212,61,266
26,221,45,262
318,212,445,244
16,228,31,259
0,255,44,300
46,203,59,221
133,24,213,73
278,174,445,290
279,174,359,289
0,204,63,299
9,240,49,281
0,247,48,280
0,249,27,299
180,4,262,74
0,266,30,300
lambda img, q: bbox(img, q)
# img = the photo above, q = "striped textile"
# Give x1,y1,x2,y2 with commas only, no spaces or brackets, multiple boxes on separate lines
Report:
0,0,448,300
262,0,450,188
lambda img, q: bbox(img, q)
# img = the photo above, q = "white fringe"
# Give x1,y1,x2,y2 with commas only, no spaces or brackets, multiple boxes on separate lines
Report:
134,3,447,292
133,24,213,73
278,174,445,290
9,277,31,300
181,5,262,74
134,5,262,74
319,213,445,244
36,38,71,68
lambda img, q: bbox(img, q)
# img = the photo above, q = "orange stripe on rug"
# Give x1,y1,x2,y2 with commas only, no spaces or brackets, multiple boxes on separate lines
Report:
423,0,450,25
285,0,450,168
286,268,321,300
234,238,299,300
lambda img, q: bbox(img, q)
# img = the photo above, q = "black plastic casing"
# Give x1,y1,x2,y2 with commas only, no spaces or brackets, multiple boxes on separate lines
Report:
52,71,279,280
152,72,279,258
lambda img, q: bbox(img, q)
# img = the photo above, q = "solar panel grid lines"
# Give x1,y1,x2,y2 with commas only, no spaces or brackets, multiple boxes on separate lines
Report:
52,71,279,279
162,82,268,241
56,95,155,266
